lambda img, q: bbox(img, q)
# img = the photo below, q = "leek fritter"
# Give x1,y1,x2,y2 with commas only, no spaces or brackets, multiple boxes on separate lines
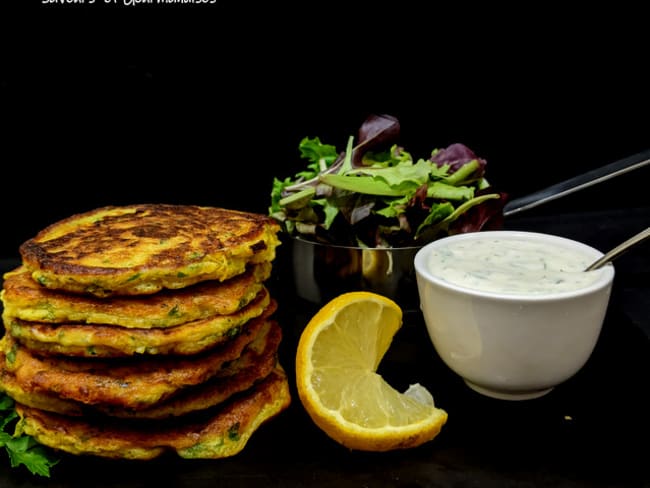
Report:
14,366,291,460
7,291,274,358
0,318,282,419
19,204,281,297
1,262,272,328
0,365,85,416
1,317,274,410
103,321,281,419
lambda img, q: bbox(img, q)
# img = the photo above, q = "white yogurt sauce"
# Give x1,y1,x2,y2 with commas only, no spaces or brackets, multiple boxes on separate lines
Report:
427,237,603,294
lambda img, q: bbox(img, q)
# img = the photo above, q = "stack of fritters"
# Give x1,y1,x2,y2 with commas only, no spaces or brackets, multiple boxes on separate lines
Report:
0,204,290,460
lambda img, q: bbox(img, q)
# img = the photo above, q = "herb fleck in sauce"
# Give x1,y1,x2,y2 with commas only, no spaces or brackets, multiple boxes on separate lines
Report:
427,238,603,294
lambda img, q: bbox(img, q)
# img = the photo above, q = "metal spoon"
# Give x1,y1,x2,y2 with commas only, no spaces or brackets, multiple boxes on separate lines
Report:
585,226,650,271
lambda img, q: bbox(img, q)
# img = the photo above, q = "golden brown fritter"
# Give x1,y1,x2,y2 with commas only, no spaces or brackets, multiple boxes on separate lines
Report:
1,262,272,328
102,322,281,419
0,318,282,419
19,204,281,297
0,202,290,462
14,366,291,460
7,291,274,358
1,317,276,410
0,365,86,416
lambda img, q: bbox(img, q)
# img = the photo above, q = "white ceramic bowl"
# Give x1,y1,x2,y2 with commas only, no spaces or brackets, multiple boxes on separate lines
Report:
414,230,615,400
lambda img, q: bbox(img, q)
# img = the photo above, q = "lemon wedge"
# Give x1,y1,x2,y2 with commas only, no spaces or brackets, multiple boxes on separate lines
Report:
295,291,448,451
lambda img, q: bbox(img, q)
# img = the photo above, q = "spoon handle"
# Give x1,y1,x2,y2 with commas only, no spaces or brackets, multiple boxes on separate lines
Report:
585,227,650,271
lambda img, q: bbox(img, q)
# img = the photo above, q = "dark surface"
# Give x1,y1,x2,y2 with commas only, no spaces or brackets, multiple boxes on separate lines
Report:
1,208,649,487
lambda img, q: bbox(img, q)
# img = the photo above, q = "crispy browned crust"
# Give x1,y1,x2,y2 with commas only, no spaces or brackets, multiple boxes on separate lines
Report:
7,292,275,358
19,204,281,297
14,365,291,460
0,319,282,419
1,262,272,328
1,317,278,410
0,366,85,416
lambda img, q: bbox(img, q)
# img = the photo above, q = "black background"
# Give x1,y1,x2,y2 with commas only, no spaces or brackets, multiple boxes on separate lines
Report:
1,4,649,487
1,2,648,257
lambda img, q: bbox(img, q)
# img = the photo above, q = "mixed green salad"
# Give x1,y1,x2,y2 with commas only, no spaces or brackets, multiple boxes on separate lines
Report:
270,114,506,248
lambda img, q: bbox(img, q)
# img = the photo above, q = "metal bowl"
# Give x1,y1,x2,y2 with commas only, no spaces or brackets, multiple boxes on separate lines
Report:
287,236,423,312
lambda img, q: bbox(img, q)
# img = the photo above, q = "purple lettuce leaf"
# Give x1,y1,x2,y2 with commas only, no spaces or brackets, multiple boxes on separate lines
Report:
430,142,487,176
